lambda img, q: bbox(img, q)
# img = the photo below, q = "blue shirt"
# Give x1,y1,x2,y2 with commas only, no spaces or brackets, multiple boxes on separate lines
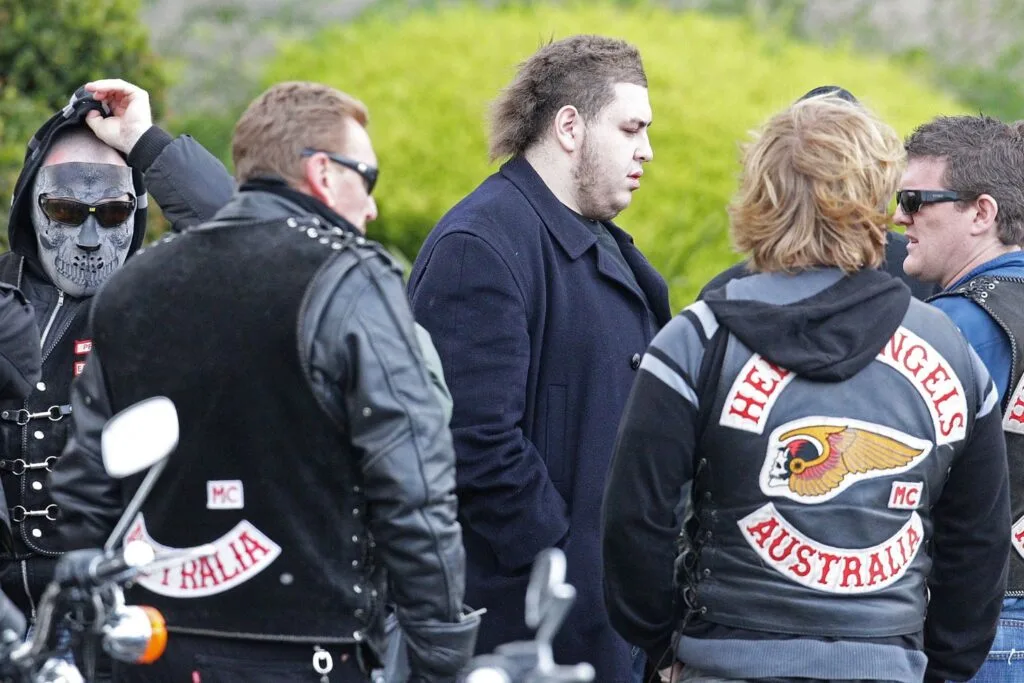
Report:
931,251,1024,402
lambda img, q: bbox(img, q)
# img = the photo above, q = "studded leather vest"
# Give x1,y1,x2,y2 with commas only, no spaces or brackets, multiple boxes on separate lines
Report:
89,215,389,643
930,275,1024,594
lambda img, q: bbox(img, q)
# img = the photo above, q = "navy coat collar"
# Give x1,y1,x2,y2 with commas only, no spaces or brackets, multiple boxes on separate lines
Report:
499,156,671,325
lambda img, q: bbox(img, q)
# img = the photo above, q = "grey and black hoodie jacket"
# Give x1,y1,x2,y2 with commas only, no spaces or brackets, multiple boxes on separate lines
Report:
603,268,1010,683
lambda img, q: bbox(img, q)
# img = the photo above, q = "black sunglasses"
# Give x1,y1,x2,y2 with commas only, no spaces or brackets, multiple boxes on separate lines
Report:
896,189,976,215
38,195,136,228
301,148,378,195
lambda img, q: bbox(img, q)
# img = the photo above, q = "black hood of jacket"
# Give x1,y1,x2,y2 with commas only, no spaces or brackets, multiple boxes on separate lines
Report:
7,86,148,268
702,269,912,382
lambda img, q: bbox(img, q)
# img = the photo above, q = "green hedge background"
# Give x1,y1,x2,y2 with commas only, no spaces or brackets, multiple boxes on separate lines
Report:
259,2,967,308
2,1,972,309
0,0,167,248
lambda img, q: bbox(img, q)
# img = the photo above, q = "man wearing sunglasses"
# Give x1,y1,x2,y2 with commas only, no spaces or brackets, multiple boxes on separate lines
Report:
0,77,234,651
894,114,1024,681
50,81,477,683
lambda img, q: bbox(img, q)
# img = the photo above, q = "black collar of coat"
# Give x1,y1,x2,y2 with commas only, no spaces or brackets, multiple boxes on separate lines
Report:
498,156,671,325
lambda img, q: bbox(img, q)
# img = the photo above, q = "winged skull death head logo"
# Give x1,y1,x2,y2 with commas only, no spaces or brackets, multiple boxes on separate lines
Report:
760,418,932,504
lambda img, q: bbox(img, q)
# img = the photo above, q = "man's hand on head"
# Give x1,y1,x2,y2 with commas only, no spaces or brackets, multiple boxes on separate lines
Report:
83,79,154,156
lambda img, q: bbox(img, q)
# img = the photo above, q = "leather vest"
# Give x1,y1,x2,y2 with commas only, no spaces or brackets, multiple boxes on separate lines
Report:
684,300,979,637
90,216,389,643
930,275,1024,594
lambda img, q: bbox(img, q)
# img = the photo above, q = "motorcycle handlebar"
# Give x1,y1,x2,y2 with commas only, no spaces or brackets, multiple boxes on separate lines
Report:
55,542,158,590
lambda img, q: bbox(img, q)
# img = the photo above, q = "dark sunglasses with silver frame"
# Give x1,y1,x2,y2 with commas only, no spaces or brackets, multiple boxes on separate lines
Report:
37,195,136,228
301,148,378,195
896,189,978,215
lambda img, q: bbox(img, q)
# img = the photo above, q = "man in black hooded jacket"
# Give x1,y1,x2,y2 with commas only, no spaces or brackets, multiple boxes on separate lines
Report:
0,78,234,624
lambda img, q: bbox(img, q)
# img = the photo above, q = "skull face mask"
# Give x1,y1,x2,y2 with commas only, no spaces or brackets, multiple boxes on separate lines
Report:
31,163,135,298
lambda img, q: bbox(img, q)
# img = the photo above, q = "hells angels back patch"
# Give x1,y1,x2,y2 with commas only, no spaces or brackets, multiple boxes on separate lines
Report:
759,417,932,505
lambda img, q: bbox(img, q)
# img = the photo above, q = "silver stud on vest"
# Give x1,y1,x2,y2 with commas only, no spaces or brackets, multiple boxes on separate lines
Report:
312,645,333,683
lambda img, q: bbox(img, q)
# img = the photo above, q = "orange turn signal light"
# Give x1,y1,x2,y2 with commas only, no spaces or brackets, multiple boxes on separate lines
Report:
137,606,167,664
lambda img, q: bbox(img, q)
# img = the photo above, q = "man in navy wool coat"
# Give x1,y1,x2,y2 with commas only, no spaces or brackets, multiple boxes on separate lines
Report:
408,34,671,683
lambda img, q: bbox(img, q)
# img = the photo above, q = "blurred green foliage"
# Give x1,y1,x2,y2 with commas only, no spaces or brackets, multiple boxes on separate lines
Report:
251,1,966,308
0,0,167,250
0,0,974,307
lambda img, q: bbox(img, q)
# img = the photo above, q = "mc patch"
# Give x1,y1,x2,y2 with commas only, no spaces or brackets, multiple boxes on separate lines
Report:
206,480,244,510
887,481,924,510
760,417,932,504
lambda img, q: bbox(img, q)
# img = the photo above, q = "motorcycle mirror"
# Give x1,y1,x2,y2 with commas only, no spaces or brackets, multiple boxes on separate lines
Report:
101,396,179,479
524,548,567,630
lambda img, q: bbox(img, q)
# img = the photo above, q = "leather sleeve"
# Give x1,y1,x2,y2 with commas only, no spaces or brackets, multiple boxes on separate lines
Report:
0,283,41,400
924,361,1010,681
48,349,122,551
304,246,477,680
414,323,453,426
132,127,235,233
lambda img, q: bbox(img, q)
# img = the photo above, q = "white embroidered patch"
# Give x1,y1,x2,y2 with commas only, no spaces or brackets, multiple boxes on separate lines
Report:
206,480,244,510
1012,516,1024,561
759,416,932,505
887,481,924,510
125,515,281,598
1003,374,1024,435
739,503,923,594
719,355,794,434
875,327,967,445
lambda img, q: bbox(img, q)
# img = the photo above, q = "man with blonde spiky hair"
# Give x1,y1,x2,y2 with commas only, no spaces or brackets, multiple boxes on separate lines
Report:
409,34,670,682
698,84,938,302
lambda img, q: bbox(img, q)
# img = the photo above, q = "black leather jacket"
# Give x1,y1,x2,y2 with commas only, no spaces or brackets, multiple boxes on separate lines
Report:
50,190,478,681
0,284,40,403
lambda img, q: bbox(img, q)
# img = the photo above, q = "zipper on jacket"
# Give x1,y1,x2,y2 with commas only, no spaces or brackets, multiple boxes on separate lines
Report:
20,560,35,620
38,290,64,351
